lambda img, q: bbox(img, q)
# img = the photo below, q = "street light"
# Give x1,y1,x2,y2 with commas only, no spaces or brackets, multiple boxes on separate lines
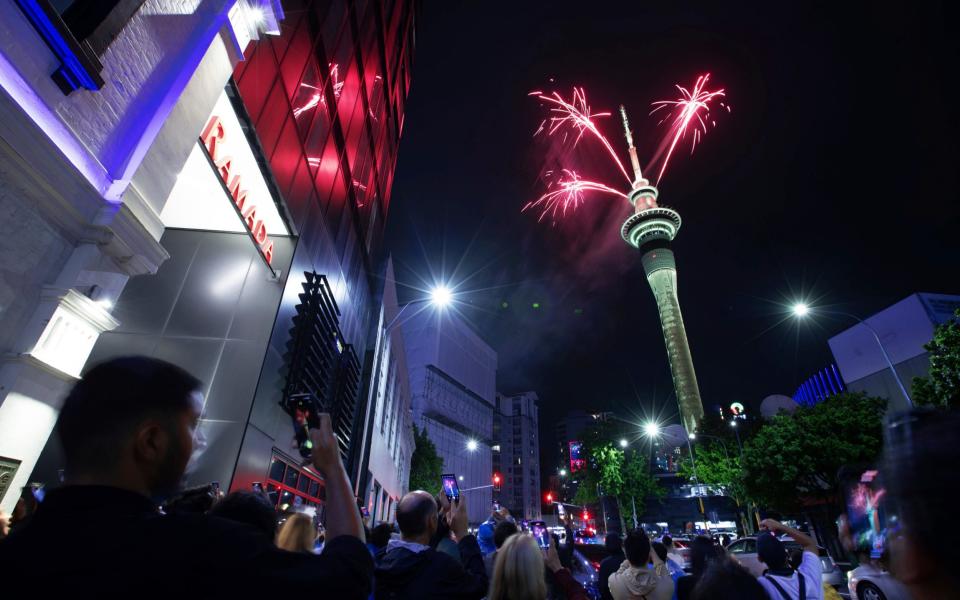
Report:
619,438,629,448
729,420,737,428
791,302,912,406
643,422,660,438
430,285,453,308
466,439,478,452
559,468,567,477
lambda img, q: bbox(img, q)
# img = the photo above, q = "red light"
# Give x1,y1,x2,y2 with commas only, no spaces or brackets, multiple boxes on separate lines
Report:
582,511,590,521
546,493,553,503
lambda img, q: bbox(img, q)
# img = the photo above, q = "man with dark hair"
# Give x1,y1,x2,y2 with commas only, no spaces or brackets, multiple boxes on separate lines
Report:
369,522,395,553
598,533,625,600
609,529,674,600
208,491,278,542
484,519,519,577
690,556,768,600
755,520,821,600
0,356,372,596
374,490,487,598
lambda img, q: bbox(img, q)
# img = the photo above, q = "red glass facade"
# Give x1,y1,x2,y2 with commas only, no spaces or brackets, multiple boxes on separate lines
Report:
227,0,417,493
234,0,415,268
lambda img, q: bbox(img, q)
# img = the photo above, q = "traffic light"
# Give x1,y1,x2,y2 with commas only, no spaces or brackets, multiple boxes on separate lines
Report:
492,472,502,492
582,510,590,521
545,492,553,504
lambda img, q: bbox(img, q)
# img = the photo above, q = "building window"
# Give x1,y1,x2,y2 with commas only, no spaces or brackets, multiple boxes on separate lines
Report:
266,453,325,512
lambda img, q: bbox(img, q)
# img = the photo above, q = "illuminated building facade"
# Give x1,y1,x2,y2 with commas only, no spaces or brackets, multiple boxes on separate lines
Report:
2,0,417,514
494,391,541,520
401,309,497,525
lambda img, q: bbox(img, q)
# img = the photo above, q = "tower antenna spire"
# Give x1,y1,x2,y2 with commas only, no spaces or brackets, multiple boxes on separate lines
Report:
620,105,645,186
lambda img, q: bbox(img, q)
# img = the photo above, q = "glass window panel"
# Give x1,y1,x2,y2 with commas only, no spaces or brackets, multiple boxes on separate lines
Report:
268,459,286,482
321,2,347,58
280,21,313,100
279,489,294,510
291,59,324,139
312,138,343,212
270,116,302,200
236,45,277,124
256,81,289,159
297,474,311,493
303,93,333,175
309,480,320,498
284,466,299,488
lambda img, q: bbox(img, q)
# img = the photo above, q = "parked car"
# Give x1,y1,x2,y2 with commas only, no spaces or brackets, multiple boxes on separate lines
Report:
847,563,910,600
726,536,844,587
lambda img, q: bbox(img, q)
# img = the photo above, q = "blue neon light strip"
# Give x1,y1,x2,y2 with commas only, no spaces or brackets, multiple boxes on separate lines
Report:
14,0,103,92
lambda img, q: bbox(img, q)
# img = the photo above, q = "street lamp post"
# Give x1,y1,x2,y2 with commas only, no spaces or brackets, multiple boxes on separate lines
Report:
792,303,912,406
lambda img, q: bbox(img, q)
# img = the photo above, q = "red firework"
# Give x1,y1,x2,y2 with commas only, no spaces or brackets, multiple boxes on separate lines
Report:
522,169,629,223
648,73,728,184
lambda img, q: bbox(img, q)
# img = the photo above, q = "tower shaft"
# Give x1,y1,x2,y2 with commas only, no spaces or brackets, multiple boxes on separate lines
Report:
640,247,704,433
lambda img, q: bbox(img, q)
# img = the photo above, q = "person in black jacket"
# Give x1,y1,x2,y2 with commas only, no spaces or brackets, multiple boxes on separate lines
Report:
374,490,488,599
598,533,625,600
0,356,373,596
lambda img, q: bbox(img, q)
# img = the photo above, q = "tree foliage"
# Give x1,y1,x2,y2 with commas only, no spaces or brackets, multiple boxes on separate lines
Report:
408,424,443,495
740,392,886,511
913,309,960,409
677,442,746,506
570,421,664,508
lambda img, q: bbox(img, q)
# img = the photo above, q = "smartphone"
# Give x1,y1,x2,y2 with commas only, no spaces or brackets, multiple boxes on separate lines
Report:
492,500,501,511
252,482,263,493
841,465,887,559
361,506,370,518
28,483,45,503
441,474,460,502
530,520,550,549
211,481,220,497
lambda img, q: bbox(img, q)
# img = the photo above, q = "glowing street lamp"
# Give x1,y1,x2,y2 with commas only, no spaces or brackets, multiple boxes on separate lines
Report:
559,468,567,477
619,438,629,448
643,422,660,438
466,439,478,452
430,285,453,308
791,301,912,406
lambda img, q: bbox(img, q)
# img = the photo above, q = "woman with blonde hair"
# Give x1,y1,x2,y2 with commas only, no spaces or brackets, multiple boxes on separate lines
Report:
489,533,590,600
489,533,547,600
275,512,317,553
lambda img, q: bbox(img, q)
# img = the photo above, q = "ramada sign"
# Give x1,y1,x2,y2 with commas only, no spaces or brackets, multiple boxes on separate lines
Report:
200,115,274,265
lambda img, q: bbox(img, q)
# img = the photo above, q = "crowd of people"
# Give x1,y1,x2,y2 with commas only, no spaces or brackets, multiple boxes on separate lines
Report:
0,356,957,600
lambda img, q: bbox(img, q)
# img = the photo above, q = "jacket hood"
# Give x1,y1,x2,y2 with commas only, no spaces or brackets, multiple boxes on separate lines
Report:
374,546,433,589
609,560,661,598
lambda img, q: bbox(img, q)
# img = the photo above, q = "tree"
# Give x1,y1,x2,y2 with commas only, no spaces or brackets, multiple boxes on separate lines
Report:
572,442,623,506
677,443,746,505
619,448,665,509
408,424,443,495
740,392,886,511
913,309,960,409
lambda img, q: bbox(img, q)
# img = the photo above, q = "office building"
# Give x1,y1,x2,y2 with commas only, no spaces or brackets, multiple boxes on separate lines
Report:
402,309,497,525
494,391,541,520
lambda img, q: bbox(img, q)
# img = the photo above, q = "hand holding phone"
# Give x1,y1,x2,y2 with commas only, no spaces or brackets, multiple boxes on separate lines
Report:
530,520,550,549
441,474,460,503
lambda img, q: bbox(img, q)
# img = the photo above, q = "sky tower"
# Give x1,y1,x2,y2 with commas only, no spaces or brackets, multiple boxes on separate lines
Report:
619,106,704,434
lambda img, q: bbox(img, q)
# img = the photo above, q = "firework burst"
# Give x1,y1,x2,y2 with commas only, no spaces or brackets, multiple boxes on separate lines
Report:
522,169,629,223
648,73,728,184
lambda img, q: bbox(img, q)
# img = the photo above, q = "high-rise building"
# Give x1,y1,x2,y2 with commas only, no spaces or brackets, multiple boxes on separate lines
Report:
3,0,418,515
355,258,414,525
401,309,497,525
494,392,541,521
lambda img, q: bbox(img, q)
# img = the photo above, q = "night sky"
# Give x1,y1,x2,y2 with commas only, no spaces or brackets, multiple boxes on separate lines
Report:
384,2,958,469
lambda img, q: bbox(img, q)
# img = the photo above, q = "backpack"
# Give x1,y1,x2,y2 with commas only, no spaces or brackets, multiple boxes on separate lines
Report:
764,571,807,600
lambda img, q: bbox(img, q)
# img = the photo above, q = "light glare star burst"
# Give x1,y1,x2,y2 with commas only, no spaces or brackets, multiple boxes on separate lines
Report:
648,73,728,184
522,169,628,223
